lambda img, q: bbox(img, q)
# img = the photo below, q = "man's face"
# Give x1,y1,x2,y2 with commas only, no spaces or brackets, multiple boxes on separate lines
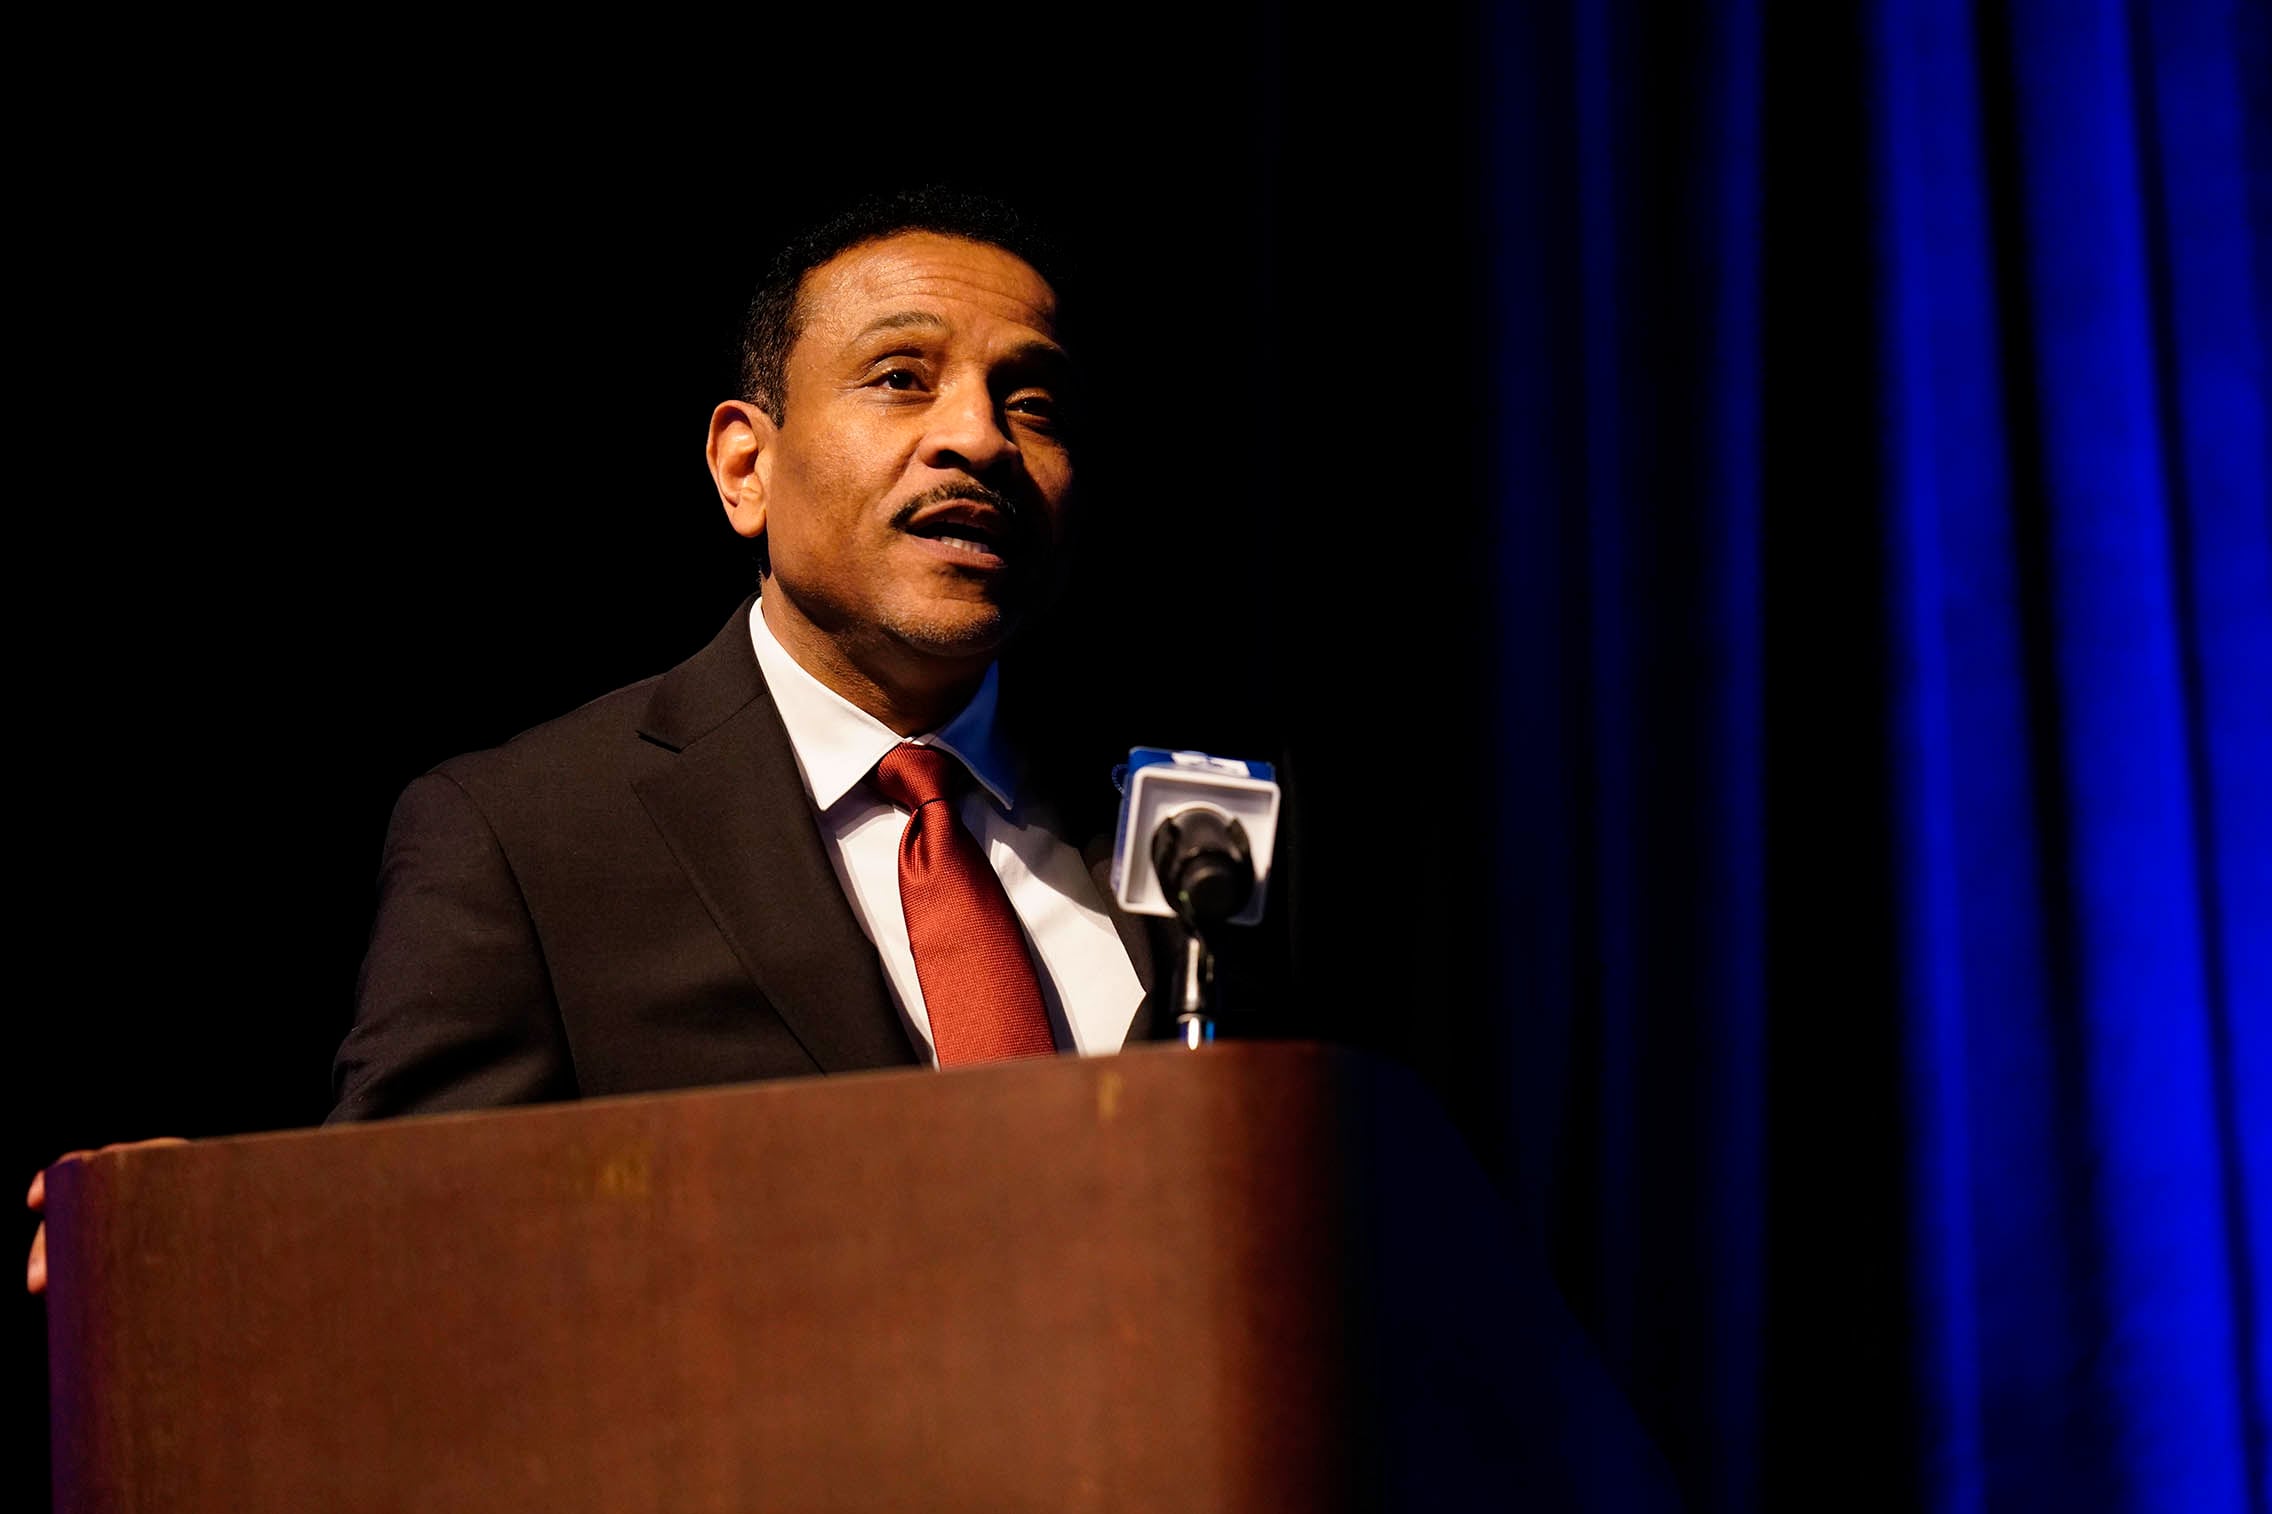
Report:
754,231,1076,693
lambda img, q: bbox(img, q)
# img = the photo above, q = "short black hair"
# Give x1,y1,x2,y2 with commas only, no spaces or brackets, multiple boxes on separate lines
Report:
737,186,1069,423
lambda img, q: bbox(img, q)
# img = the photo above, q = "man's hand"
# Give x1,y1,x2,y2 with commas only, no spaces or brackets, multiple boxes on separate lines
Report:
26,1140,188,1295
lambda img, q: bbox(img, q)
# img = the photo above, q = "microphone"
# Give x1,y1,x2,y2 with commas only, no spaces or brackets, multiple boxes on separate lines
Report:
1109,748,1282,928
1110,749,1282,1047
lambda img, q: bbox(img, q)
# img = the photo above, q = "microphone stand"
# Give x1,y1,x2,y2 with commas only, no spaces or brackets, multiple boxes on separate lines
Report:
1149,807,1254,1050
1174,929,1218,1049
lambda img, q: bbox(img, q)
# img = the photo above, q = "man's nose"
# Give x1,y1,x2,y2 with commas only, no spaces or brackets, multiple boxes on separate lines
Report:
916,381,1019,477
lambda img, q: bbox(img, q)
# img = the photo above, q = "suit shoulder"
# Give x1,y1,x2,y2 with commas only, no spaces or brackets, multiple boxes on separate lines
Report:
429,674,666,792
417,597,772,824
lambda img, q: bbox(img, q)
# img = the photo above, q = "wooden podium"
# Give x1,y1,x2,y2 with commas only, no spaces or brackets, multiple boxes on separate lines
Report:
44,1042,1677,1512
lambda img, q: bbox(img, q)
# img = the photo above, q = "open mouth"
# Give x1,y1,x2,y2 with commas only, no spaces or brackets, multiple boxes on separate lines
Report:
904,501,1018,566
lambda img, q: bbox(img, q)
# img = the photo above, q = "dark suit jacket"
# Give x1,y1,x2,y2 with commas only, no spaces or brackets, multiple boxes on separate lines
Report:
331,598,1173,1122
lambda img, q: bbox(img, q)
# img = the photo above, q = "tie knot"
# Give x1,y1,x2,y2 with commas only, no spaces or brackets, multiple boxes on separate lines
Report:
875,743,962,812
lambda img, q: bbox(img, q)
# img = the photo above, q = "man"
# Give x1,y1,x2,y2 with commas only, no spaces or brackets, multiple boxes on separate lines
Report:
26,188,1198,1283
328,186,1186,1120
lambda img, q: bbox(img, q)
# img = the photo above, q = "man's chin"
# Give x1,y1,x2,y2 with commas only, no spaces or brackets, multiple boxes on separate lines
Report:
883,601,1025,664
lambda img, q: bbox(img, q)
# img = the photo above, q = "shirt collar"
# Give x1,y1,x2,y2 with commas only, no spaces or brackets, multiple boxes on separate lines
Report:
747,597,1018,815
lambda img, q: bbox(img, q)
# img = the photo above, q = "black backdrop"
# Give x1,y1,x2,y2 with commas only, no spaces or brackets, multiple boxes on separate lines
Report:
17,23,1505,1502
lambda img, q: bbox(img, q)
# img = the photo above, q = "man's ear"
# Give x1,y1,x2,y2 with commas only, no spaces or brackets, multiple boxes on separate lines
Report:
706,400,775,541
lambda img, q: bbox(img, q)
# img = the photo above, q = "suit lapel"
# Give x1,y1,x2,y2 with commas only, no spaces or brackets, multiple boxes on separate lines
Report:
632,600,917,1075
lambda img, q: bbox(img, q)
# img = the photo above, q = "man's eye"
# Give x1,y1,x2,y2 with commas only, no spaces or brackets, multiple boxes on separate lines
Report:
1008,393,1057,421
877,368,920,391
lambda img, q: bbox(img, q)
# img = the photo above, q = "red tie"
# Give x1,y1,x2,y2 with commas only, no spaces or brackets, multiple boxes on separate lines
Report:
874,743,1056,1066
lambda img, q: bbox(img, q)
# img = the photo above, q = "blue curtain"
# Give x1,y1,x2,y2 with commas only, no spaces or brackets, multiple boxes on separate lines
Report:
1479,1,2269,1509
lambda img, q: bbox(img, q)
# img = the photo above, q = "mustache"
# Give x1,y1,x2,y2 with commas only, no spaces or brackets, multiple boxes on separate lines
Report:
892,480,1031,531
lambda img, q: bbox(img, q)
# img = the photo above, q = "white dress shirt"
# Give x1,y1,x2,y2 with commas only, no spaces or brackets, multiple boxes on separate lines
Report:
747,600,1145,1065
